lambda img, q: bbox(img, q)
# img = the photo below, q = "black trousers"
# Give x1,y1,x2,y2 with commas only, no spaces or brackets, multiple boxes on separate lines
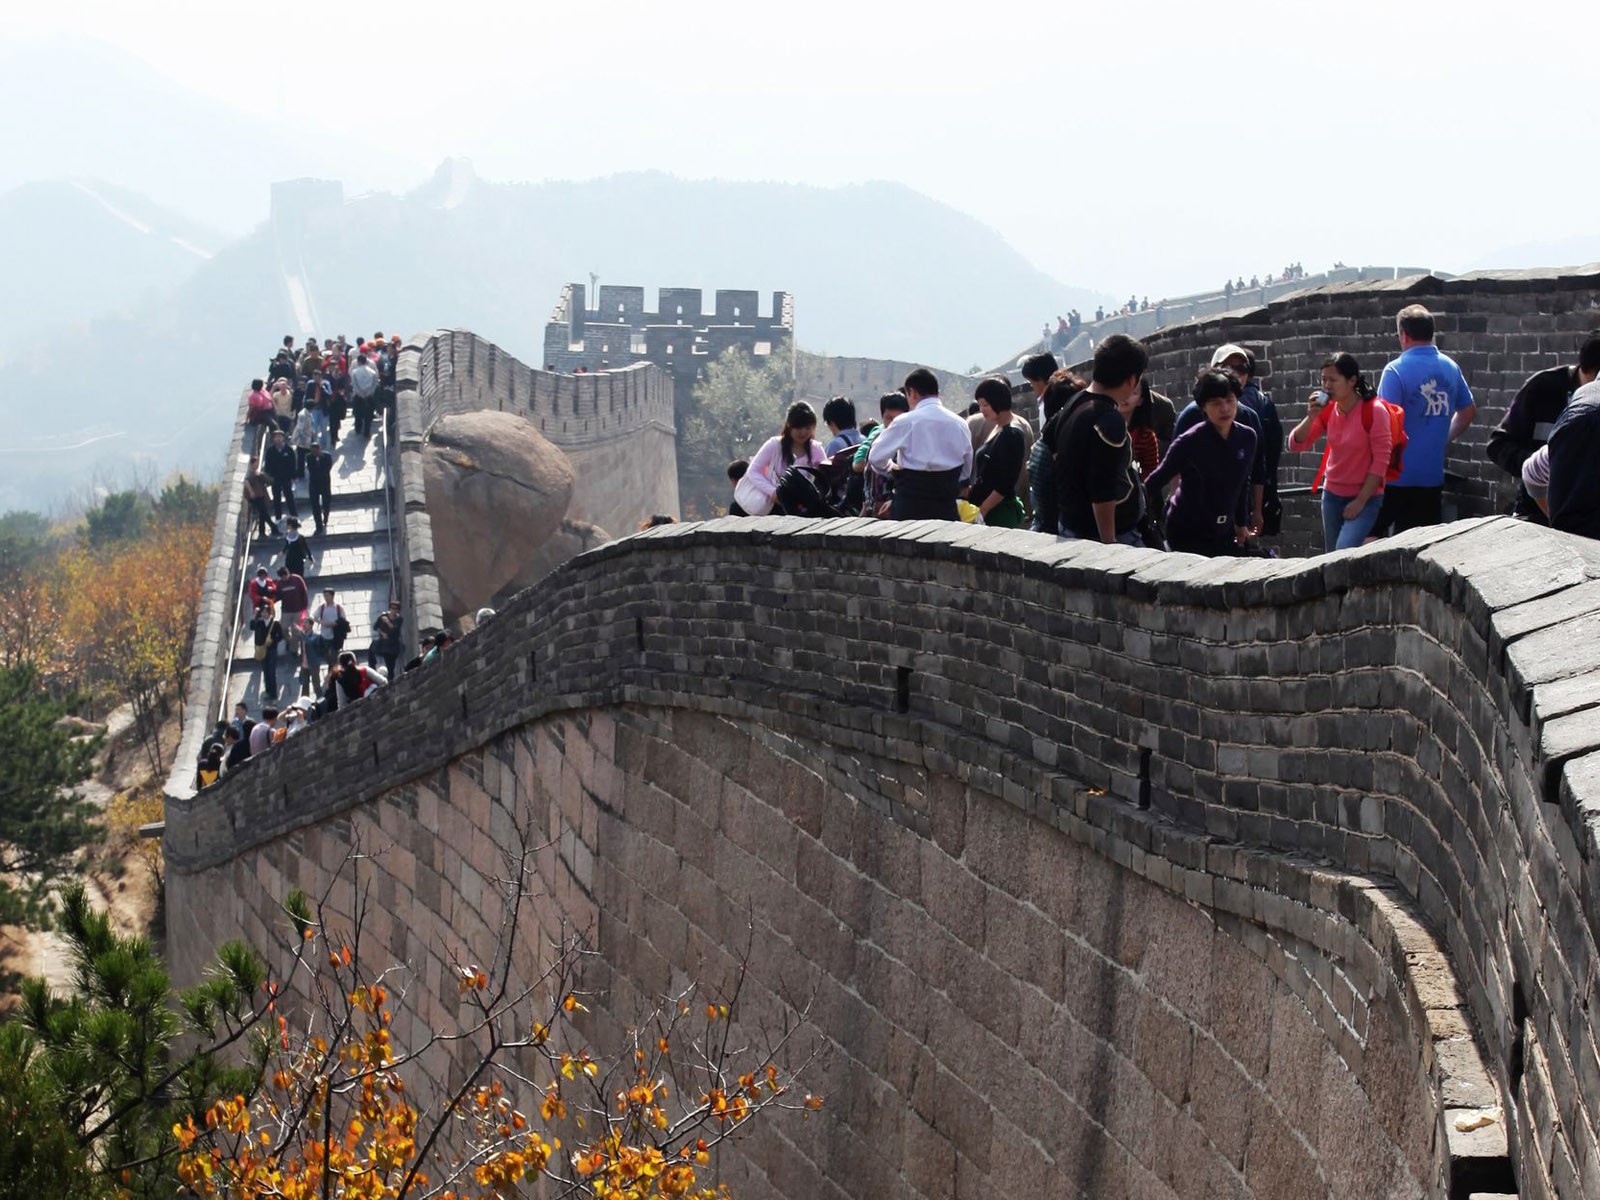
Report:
1372,484,1443,537
353,394,376,438
258,645,278,703
889,467,962,522
269,477,298,519
248,495,275,536
310,484,332,531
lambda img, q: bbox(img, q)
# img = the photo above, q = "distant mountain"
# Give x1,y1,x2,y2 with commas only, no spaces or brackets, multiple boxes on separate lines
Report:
1468,235,1600,274
295,163,1104,368
0,163,1103,512
0,179,224,357
0,38,423,235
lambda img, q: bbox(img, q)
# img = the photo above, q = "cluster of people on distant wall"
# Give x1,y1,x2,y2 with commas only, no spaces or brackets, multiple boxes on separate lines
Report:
723,303,1600,557
197,332,461,789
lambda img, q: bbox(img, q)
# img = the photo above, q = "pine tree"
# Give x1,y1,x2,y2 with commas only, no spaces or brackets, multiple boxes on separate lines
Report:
0,663,102,926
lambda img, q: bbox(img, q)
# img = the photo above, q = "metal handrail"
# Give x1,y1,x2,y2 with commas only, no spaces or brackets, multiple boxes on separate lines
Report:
215,418,266,729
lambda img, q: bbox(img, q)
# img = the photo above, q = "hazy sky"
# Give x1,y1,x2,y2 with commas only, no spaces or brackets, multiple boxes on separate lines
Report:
5,0,1598,298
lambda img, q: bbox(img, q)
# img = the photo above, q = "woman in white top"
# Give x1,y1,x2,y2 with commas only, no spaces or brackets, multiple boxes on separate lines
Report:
742,402,828,512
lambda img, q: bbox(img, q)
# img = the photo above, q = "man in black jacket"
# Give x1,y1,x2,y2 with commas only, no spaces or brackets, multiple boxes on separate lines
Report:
1487,334,1600,521
306,445,334,535
262,429,299,521
1042,334,1149,544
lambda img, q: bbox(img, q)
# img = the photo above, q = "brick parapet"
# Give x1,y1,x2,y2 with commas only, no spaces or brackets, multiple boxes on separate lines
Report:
163,388,260,801
168,515,1600,1194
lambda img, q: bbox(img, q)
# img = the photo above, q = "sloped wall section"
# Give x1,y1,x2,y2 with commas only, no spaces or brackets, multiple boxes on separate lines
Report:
166,516,1600,1196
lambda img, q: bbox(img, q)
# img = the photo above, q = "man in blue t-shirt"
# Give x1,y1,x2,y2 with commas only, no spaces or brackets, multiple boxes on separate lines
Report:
1372,303,1476,536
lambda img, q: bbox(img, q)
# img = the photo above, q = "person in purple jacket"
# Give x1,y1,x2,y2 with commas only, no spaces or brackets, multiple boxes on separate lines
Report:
1146,369,1259,556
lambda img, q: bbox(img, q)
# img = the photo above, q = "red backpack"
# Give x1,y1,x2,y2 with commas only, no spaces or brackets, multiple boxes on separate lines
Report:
1312,397,1407,490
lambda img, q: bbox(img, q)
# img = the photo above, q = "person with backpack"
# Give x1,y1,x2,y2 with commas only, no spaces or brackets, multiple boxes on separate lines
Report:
1371,304,1475,536
1040,336,1149,544
736,401,829,516
308,587,347,689
323,651,386,713
1288,353,1394,550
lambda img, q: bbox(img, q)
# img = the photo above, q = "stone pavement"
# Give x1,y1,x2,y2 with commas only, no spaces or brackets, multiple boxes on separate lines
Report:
225,424,396,714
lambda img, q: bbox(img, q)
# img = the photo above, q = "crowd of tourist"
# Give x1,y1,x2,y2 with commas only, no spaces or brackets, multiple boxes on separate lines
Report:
198,308,1600,787
725,303,1600,559
197,332,457,788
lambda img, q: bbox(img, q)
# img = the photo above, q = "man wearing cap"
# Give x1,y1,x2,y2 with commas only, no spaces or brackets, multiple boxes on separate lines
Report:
867,368,975,521
1372,304,1476,536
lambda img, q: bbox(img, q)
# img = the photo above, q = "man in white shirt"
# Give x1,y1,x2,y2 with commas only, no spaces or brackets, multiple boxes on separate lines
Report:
867,368,975,521
350,353,382,439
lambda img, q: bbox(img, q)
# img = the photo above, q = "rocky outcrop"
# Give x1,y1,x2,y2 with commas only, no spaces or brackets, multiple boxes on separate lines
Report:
421,411,576,622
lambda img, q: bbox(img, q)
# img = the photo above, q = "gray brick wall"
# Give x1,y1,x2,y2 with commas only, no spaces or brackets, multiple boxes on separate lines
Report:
1073,265,1600,557
167,515,1600,1196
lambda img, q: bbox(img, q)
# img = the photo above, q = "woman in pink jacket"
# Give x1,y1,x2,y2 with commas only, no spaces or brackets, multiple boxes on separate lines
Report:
1288,353,1393,550
742,401,828,513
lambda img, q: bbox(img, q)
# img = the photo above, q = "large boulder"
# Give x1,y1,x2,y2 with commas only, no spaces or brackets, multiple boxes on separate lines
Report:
489,518,612,609
422,411,576,621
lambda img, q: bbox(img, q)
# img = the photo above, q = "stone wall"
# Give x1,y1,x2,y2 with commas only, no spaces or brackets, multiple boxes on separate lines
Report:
168,515,1600,1197
1069,266,1600,556
162,389,261,799
390,329,680,638
796,355,977,415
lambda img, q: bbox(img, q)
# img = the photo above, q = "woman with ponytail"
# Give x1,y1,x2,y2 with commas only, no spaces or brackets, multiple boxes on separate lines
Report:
1289,353,1392,550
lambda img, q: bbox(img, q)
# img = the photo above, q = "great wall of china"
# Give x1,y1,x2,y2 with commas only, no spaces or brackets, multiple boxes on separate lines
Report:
164,266,1600,1198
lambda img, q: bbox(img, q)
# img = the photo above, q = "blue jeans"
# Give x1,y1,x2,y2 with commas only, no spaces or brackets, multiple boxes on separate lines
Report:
1322,491,1381,551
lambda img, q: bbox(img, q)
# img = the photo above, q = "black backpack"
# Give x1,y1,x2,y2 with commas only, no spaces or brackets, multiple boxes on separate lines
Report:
775,467,840,519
